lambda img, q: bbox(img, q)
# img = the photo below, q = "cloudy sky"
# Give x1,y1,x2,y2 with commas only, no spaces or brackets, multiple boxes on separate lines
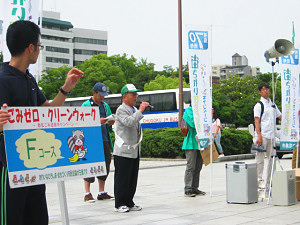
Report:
1,0,300,73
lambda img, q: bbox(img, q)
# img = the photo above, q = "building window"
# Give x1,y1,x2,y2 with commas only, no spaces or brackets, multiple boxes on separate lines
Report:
73,37,107,45
46,57,70,64
73,61,83,66
73,49,107,56
46,46,70,54
41,35,70,42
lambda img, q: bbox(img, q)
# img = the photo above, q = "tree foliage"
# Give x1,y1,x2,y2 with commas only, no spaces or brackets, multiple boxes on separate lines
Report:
39,66,72,100
144,74,189,91
38,53,157,99
213,73,281,127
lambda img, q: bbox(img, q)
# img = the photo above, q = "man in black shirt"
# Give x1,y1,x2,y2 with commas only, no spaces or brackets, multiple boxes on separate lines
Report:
0,20,83,225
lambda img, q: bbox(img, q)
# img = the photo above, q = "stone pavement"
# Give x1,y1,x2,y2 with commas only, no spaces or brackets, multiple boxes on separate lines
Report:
47,154,300,225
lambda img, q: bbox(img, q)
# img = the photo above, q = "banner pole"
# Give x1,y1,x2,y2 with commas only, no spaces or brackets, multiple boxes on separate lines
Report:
297,144,299,169
57,181,70,225
210,24,213,197
210,137,212,197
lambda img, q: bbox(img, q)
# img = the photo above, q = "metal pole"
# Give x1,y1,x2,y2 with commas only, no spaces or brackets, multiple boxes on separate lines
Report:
297,144,299,169
210,25,213,197
57,181,70,225
267,61,278,204
210,137,212,197
178,0,184,126
37,0,44,83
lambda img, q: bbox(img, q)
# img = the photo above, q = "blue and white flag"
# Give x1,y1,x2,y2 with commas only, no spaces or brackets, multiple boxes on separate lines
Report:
280,48,300,150
186,26,212,148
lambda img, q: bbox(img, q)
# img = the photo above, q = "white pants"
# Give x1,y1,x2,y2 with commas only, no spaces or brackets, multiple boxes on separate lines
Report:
254,137,275,188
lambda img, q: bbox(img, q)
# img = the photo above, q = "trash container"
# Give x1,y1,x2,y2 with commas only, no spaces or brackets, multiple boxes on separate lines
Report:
226,162,258,204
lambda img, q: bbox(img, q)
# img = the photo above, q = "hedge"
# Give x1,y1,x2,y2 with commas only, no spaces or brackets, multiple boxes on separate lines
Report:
110,128,253,158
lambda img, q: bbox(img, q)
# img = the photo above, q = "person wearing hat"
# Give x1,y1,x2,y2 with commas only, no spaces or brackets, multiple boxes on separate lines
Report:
81,82,115,202
113,84,149,213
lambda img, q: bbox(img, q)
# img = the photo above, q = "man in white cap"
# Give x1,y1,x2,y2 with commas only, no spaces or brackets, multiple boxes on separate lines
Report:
82,82,115,202
113,84,149,213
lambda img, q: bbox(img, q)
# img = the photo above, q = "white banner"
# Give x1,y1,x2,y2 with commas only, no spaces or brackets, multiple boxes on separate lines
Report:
280,48,300,150
186,26,212,148
2,0,40,74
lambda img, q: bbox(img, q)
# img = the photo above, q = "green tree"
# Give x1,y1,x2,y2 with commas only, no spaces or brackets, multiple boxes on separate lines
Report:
144,74,189,91
39,66,72,99
106,54,157,90
75,55,126,96
133,58,157,90
158,64,190,84
212,73,282,127
213,75,260,127
38,53,158,99
108,53,138,83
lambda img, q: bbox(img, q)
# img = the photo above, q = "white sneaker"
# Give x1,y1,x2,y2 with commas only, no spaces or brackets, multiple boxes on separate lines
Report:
129,205,142,211
114,205,129,213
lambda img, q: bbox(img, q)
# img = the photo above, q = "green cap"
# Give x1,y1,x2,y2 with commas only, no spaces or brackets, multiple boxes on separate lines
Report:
121,84,141,95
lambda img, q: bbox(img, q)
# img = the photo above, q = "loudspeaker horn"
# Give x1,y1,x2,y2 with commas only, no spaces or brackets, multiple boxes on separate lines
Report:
264,39,295,62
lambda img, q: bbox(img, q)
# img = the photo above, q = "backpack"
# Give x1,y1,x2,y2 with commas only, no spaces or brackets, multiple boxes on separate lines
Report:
249,101,264,133
180,119,189,136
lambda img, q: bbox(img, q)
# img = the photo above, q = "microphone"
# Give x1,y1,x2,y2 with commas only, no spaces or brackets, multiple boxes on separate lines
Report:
139,102,154,109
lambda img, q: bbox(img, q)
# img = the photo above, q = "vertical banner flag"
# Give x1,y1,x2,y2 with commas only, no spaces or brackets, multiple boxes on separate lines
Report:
2,0,40,73
280,48,300,150
186,26,212,148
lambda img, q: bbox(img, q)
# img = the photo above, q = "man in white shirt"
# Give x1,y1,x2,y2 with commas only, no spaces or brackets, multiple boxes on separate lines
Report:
254,83,281,193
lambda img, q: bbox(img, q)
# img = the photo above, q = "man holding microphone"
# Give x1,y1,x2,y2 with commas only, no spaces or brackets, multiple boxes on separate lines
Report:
113,84,149,213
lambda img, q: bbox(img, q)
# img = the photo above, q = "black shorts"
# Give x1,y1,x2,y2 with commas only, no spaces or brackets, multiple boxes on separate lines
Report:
84,141,112,182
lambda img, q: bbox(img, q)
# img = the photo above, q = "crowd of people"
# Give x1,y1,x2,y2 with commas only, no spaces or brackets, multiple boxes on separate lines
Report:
0,20,299,224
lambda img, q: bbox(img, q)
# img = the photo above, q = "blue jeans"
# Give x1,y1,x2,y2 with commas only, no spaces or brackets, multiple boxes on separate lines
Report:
213,132,223,154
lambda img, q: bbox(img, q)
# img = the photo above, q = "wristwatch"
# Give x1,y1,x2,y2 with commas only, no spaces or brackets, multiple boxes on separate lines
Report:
59,87,71,96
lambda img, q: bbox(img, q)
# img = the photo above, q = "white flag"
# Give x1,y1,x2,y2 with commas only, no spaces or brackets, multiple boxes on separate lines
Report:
186,26,212,148
279,48,300,150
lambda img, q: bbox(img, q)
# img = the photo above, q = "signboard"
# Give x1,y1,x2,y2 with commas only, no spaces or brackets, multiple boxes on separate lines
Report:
186,26,212,148
200,142,219,166
3,107,106,188
280,49,300,150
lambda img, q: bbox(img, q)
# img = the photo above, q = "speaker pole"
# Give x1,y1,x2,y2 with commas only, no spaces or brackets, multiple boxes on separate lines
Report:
267,59,284,204
263,39,295,204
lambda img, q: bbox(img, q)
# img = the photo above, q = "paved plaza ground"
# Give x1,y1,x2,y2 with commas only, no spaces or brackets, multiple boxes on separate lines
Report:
47,154,300,225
